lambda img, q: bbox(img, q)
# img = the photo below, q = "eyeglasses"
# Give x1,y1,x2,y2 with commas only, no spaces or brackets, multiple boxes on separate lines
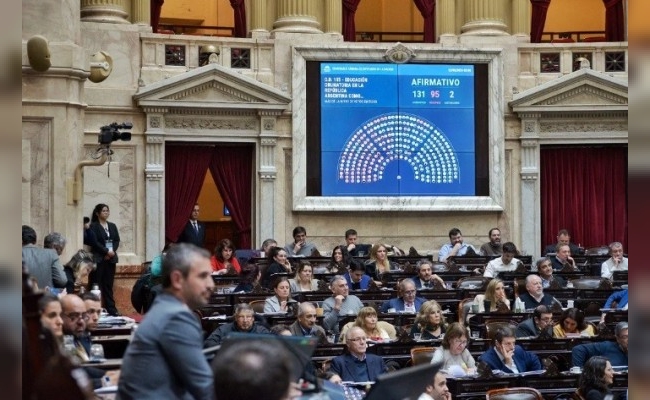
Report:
451,339,468,346
63,312,89,322
403,290,416,295
236,315,254,320
347,337,367,343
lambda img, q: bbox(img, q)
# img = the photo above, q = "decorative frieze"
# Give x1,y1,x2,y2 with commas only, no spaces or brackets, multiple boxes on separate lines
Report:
164,117,256,130
540,121,627,133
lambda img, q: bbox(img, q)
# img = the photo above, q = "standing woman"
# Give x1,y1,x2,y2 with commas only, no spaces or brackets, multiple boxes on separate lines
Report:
89,203,121,316
211,238,241,275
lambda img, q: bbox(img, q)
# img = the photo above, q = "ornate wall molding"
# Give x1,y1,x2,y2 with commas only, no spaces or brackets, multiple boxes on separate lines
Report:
164,116,257,130
540,121,627,133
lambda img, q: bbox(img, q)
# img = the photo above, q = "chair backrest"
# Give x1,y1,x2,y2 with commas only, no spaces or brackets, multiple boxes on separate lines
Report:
410,346,436,366
249,299,266,314
458,297,474,323
569,277,604,289
486,387,543,400
485,320,518,341
456,276,490,290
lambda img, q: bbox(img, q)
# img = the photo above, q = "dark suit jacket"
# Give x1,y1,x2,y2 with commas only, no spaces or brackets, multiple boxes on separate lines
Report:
518,292,556,310
176,220,205,248
330,353,386,383
380,297,427,313
288,320,328,345
571,340,628,368
479,345,541,373
515,317,553,338
89,221,120,264
542,242,580,256
344,272,372,291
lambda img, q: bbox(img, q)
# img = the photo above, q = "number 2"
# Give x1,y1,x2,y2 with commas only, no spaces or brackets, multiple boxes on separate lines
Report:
449,90,455,99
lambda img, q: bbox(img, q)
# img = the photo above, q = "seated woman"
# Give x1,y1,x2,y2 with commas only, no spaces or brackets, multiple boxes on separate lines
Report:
553,307,596,338
211,239,241,275
261,246,293,288
410,300,449,340
472,278,511,313
315,245,350,275
578,356,617,400
63,249,96,295
289,261,320,292
430,322,476,376
39,293,64,344
339,306,396,343
263,276,298,313
364,243,399,281
232,263,261,293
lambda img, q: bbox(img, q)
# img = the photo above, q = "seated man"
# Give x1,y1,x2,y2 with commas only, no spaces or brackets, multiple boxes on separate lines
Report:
438,228,477,262
344,229,371,257
418,370,452,400
380,278,426,313
515,305,554,338
204,303,270,347
479,326,542,373
344,260,372,291
600,241,628,280
542,229,581,256
288,302,328,345
572,322,628,367
479,228,503,257
550,244,577,271
330,326,387,383
81,292,102,332
599,288,628,325
536,257,566,288
412,259,446,289
322,275,364,335
284,226,318,257
518,274,558,310
483,242,521,278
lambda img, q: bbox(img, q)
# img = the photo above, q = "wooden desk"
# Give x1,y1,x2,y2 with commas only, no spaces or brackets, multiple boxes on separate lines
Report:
82,358,122,370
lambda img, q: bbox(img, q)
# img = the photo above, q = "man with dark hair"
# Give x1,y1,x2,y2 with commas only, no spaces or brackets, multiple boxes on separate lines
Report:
479,228,502,256
518,274,559,310
289,302,328,345
212,339,295,400
176,204,205,248
344,229,371,257
80,292,102,332
550,243,577,271
22,225,67,290
117,243,214,399
479,326,541,373
483,242,521,278
572,322,628,367
380,278,427,313
412,259,446,289
536,257,566,288
330,326,387,383
419,370,452,400
344,260,372,290
322,275,364,335
261,238,278,255
284,226,318,257
43,232,67,256
542,229,580,256
515,305,554,338
204,303,270,347
438,228,477,262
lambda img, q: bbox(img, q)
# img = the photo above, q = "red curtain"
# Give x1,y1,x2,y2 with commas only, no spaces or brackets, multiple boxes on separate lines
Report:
208,146,253,249
413,0,436,43
151,0,164,33
603,0,625,42
342,0,362,42
230,0,247,38
165,145,213,243
530,0,551,43
540,146,627,252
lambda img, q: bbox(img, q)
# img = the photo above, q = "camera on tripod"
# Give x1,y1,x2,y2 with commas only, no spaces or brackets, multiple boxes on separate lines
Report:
98,122,133,145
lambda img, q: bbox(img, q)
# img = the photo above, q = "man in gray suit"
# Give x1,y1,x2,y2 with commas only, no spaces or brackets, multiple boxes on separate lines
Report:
22,225,67,290
117,243,215,400
288,302,328,345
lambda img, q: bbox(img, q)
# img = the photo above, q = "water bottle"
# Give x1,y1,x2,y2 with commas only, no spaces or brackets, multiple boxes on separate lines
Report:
91,284,101,303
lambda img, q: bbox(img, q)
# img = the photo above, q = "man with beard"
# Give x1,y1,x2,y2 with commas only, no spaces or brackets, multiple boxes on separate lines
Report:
479,228,502,256
204,303,270,347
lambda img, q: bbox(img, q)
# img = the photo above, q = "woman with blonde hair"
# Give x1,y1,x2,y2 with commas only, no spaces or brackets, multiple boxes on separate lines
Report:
364,243,399,281
63,249,96,295
339,307,396,343
410,300,448,340
289,261,320,292
472,278,510,313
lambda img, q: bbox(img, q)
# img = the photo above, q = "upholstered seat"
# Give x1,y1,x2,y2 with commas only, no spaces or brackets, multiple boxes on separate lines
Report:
249,299,266,314
410,346,436,365
456,276,490,291
485,320,518,341
486,387,543,399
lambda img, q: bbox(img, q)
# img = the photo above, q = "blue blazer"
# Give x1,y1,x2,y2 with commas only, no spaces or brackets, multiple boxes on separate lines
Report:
330,353,386,383
572,340,628,368
344,272,372,291
604,289,628,309
380,297,427,313
479,345,541,373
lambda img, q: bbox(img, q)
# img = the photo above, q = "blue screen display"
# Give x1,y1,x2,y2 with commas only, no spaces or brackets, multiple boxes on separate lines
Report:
320,63,475,196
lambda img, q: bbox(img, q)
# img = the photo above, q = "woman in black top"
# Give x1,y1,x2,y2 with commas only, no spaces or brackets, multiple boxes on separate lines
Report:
261,246,292,289
233,263,261,293
88,203,121,315
578,356,617,400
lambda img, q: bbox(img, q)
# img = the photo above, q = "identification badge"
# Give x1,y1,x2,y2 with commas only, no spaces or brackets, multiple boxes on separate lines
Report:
106,240,113,252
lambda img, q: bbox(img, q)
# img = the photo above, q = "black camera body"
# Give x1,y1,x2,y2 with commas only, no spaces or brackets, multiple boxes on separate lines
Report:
98,122,133,145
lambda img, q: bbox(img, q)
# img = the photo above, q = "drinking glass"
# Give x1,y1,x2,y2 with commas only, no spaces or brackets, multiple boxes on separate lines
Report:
90,343,105,361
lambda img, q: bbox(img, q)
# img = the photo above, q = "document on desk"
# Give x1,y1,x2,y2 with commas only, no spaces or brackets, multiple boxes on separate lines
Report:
515,370,546,376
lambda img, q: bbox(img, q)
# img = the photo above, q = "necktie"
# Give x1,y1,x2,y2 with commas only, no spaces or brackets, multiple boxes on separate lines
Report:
193,221,198,233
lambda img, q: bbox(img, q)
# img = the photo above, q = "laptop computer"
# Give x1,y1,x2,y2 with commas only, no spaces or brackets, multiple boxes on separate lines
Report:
363,362,443,400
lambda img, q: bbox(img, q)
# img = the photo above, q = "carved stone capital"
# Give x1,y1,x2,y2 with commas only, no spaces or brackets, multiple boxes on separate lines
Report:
259,170,277,180
146,135,164,144
520,171,538,181
384,43,416,64
261,138,277,146
521,139,538,148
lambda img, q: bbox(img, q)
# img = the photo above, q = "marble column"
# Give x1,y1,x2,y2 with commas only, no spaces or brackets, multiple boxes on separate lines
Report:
461,0,509,35
258,113,279,245
273,0,322,33
144,112,166,260
132,0,150,26
438,0,456,38
511,0,530,37
81,0,130,24
323,0,342,34
250,0,270,35
519,116,541,258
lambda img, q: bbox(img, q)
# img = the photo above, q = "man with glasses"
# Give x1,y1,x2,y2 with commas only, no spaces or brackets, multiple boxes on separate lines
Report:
479,326,541,374
329,326,387,383
204,303,270,348
515,305,554,338
380,279,427,313
289,302,328,345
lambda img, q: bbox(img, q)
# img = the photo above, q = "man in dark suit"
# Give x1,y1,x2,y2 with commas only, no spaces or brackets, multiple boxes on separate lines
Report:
288,302,328,345
177,204,205,248
479,326,542,374
380,278,427,313
330,326,387,383
518,274,559,310
515,305,554,338
22,225,67,290
542,229,581,256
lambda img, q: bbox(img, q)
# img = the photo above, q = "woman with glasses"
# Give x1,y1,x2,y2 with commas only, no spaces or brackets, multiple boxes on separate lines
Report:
338,306,396,343
411,300,449,340
431,322,476,375
553,307,596,337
